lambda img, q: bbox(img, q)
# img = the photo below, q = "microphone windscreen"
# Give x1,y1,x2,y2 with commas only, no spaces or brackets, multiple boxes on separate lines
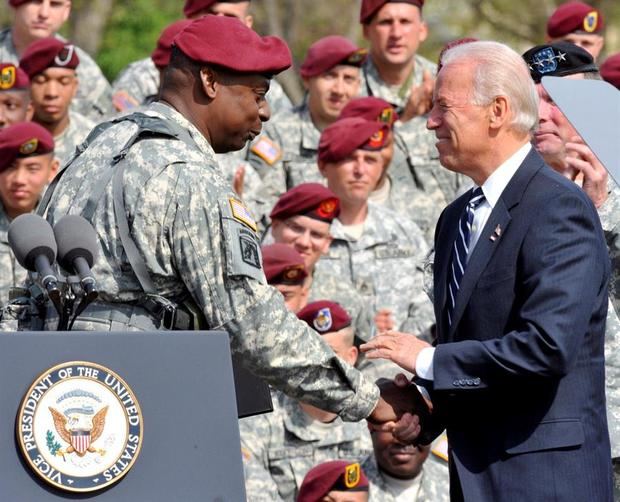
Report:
8,214,57,271
53,215,99,268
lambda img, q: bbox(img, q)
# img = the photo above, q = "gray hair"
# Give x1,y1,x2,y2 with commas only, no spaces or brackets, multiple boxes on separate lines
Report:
441,41,539,134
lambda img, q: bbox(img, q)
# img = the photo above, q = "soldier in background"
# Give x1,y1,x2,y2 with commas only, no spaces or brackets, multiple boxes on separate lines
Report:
39,14,415,446
315,117,433,335
546,1,606,60
0,122,57,307
19,38,94,168
239,301,373,501
523,40,620,497
297,460,370,502
0,63,32,128
262,243,308,313
0,0,113,120
248,35,366,220
601,53,620,89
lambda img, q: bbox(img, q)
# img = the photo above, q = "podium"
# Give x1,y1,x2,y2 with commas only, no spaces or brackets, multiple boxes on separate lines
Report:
0,330,259,500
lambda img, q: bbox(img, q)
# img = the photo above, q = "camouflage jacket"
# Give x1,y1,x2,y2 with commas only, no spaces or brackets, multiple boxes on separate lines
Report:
0,203,27,307
605,299,620,458
239,390,373,501
0,28,113,120
111,57,160,112
362,448,450,502
599,183,620,317
53,110,95,169
315,202,433,333
41,101,378,421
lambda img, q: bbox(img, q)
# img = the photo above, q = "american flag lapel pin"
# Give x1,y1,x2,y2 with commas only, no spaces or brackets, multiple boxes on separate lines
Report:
490,224,502,242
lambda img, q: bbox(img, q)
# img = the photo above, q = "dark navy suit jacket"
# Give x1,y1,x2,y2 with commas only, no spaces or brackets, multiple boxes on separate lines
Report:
431,148,612,501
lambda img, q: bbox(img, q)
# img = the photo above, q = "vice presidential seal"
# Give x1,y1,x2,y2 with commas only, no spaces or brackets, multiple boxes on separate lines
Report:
16,361,143,493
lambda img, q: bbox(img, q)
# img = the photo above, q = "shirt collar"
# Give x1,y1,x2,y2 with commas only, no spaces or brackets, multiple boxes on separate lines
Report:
479,142,531,208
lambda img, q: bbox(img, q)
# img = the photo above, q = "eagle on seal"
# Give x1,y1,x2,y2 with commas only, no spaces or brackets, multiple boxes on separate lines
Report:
49,406,108,457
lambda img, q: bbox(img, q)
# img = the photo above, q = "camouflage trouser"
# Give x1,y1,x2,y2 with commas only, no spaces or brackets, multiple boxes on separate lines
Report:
613,457,620,501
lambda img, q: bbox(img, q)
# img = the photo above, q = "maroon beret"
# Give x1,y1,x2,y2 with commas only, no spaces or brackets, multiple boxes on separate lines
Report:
319,117,389,164
297,300,351,335
547,1,604,38
437,37,478,73
360,0,424,23
20,38,79,79
173,15,291,75
183,0,216,18
270,183,340,223
298,461,368,501
0,63,29,91
300,36,366,79
340,96,397,126
152,20,193,69
601,53,620,90
8,0,30,7
261,243,307,286
0,122,54,173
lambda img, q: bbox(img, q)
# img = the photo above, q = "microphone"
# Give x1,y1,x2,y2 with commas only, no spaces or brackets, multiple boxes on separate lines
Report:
8,214,62,310
53,215,99,302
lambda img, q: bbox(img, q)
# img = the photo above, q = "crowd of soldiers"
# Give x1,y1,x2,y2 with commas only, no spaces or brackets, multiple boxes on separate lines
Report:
1,0,619,500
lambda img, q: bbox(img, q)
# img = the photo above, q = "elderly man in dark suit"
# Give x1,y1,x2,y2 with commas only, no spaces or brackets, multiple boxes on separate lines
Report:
361,40,612,501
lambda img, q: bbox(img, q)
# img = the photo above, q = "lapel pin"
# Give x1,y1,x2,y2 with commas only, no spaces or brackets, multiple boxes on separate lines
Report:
489,224,502,242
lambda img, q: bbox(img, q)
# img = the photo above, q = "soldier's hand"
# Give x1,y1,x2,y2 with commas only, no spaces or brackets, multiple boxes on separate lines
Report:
361,331,431,374
374,308,395,332
565,136,608,208
399,70,435,122
233,165,246,197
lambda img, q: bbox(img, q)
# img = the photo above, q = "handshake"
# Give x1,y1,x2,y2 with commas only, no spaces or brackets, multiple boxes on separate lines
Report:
367,376,436,446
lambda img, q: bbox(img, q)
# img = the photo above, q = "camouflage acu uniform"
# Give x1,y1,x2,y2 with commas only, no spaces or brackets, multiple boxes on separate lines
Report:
599,183,620,317
41,101,378,420
247,103,322,221
362,446,450,502
314,202,433,333
0,204,28,307
111,57,160,111
360,55,468,234
215,152,264,218
0,28,113,120
53,110,95,168
239,390,373,501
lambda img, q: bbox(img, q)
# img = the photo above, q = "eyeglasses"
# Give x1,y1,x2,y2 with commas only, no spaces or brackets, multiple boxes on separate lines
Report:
281,219,331,245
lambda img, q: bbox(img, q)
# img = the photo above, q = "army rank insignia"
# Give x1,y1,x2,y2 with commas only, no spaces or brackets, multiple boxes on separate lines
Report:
16,361,143,493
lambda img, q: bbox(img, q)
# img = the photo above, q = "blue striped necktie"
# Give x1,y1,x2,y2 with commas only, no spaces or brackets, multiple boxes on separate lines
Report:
447,187,486,326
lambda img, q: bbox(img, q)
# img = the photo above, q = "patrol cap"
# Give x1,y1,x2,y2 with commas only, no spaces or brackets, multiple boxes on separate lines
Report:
339,96,398,126
299,36,367,79
261,243,307,286
547,1,604,38
522,41,598,83
152,19,193,69
360,0,424,24
298,460,369,501
437,37,478,73
601,53,620,89
183,0,250,18
0,122,54,173
297,301,352,335
0,63,29,91
19,38,79,79
270,183,340,223
173,15,291,75
318,117,389,163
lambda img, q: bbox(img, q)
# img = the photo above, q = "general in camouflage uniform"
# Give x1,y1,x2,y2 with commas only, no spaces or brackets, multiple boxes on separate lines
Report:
239,302,374,501
38,16,415,436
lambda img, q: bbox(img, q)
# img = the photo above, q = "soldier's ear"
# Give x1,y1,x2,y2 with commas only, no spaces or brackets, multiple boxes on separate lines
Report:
200,67,218,99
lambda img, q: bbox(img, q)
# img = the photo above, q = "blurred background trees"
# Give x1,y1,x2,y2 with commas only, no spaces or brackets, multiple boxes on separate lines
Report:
1,0,618,104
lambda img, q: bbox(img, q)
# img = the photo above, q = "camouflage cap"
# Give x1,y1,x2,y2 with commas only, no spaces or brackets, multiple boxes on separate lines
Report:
151,19,193,69
601,53,620,89
522,41,598,83
360,0,424,23
339,96,398,126
261,243,307,286
300,35,367,79
318,117,389,163
0,63,29,91
19,38,79,78
547,1,604,38
297,300,352,335
298,461,368,501
270,183,340,223
173,15,291,75
0,122,54,172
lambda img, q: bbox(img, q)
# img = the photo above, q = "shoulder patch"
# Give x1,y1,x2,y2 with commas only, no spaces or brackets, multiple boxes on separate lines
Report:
112,90,140,112
229,197,257,232
250,136,282,165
